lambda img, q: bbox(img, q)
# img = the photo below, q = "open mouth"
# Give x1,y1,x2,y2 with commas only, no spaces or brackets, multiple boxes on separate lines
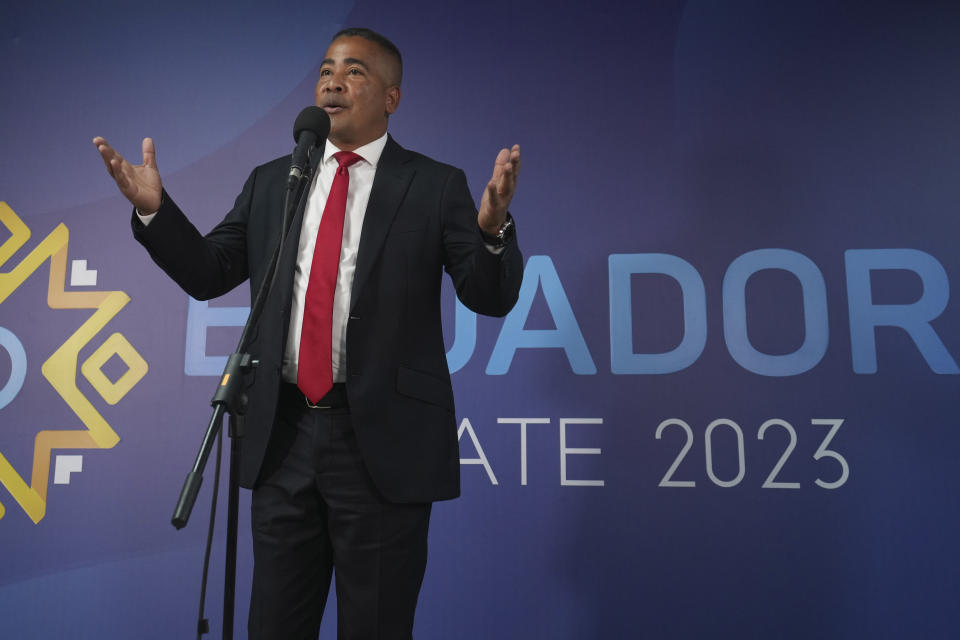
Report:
323,105,347,114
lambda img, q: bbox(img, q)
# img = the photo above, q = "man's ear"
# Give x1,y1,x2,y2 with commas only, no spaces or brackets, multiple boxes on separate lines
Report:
385,85,401,116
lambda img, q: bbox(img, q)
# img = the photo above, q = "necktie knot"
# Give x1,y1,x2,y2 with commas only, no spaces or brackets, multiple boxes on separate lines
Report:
333,151,362,174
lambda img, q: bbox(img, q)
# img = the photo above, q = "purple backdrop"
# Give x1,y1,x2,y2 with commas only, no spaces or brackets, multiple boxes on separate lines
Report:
2,1,959,638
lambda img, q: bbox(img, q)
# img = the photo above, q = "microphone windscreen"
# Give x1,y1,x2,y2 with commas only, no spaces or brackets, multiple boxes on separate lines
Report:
293,106,331,143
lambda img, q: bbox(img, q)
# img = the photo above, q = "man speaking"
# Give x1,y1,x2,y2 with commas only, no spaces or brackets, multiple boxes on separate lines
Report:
93,27,523,640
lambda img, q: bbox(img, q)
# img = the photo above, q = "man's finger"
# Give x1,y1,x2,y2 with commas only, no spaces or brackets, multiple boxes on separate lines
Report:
490,148,509,177
106,149,126,180
142,137,157,169
481,144,522,220
510,145,521,174
99,148,116,178
497,162,515,196
112,158,130,190
94,137,117,177
489,147,511,191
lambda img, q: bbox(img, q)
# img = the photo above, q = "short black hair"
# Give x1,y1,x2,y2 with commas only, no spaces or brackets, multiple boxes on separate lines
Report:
332,27,403,85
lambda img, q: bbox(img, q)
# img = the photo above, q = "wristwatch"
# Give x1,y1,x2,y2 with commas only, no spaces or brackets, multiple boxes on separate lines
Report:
480,214,515,248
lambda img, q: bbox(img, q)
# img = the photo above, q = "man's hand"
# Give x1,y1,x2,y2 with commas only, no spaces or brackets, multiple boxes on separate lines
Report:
478,144,521,234
92,136,163,214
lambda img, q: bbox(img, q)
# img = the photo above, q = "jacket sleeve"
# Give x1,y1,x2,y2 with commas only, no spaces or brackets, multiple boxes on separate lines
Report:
439,168,523,317
131,170,257,301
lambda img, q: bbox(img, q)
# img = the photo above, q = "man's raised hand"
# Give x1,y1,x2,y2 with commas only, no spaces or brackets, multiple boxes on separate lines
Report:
478,144,521,234
92,136,163,214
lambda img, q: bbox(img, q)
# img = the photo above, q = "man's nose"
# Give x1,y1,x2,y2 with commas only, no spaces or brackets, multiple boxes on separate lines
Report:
323,72,345,92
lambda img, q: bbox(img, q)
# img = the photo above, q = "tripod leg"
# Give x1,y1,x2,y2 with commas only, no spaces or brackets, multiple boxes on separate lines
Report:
223,414,242,640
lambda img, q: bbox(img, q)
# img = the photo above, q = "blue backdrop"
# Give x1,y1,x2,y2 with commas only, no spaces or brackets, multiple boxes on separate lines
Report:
2,1,959,638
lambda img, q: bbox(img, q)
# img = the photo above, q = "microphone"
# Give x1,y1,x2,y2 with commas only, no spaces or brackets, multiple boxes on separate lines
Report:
289,106,331,187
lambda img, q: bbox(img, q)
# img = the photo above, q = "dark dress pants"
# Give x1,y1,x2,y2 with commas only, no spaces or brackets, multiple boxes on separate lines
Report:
248,384,432,640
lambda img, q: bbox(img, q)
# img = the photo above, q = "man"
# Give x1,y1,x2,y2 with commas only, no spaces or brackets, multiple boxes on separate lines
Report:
93,28,522,640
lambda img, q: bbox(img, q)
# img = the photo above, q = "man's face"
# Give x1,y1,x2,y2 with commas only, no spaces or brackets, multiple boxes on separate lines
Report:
315,36,401,151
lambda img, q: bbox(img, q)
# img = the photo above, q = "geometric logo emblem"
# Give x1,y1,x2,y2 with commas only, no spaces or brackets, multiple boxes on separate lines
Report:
0,201,147,523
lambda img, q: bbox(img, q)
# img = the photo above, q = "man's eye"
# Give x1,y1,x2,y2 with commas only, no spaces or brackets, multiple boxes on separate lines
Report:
320,69,331,76
349,68,362,75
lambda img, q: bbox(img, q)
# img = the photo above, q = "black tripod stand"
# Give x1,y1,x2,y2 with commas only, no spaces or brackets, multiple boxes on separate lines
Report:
169,106,329,640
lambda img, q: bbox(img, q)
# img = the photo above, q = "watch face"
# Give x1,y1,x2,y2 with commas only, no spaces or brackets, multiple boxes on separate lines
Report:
482,216,513,246
500,218,514,241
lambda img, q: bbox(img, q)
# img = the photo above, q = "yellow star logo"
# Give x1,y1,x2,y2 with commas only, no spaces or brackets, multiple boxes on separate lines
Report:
0,202,147,523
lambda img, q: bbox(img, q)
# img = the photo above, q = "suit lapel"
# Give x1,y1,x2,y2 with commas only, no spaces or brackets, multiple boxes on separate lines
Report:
350,135,414,311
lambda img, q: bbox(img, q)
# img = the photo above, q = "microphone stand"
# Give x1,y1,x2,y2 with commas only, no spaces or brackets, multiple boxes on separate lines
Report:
171,153,316,640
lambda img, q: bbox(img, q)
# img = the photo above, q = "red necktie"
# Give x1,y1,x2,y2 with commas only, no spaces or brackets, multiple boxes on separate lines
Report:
298,150,362,404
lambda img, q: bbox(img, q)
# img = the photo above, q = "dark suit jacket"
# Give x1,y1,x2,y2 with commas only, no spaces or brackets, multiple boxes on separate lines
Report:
133,135,523,502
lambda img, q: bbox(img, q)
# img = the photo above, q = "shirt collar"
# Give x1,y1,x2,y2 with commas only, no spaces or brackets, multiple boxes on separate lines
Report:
322,132,389,168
